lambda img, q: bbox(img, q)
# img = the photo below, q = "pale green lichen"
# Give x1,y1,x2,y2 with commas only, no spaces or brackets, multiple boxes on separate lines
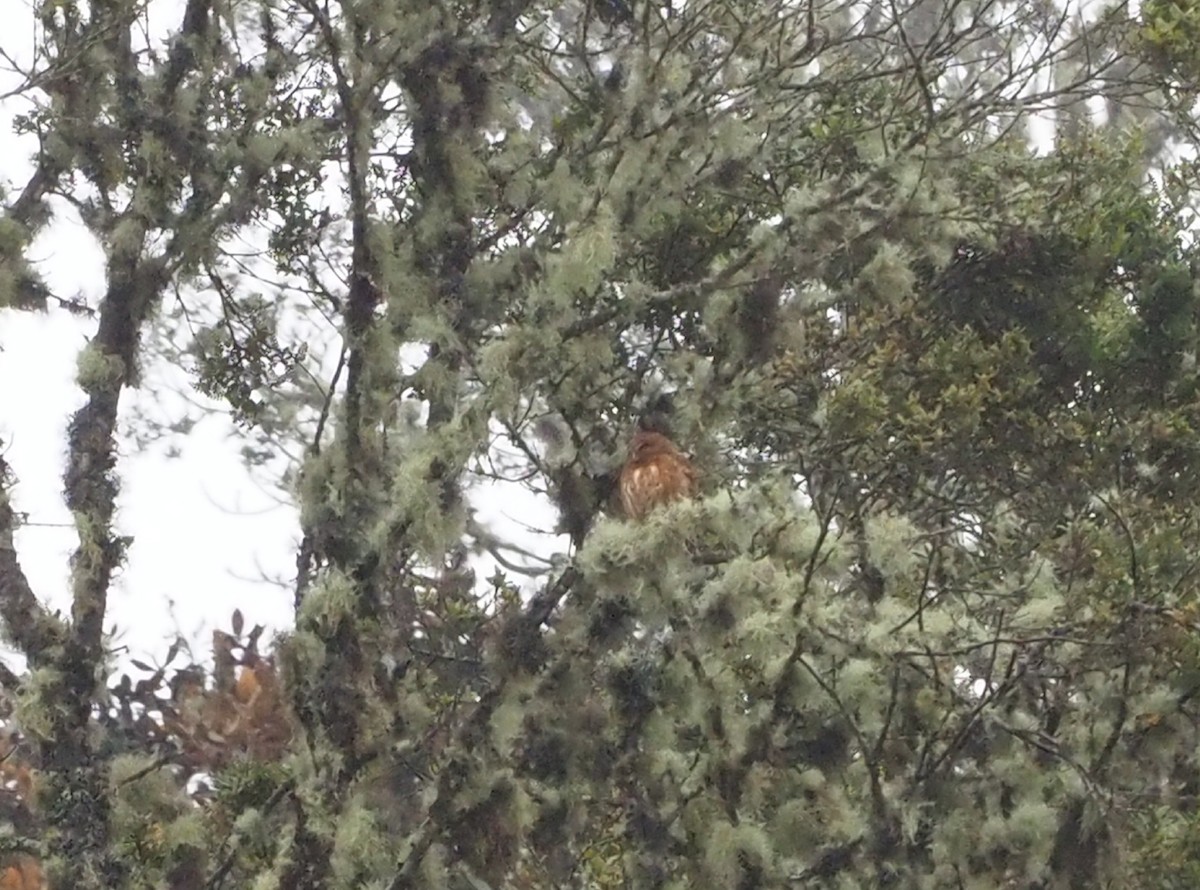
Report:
75,343,127,390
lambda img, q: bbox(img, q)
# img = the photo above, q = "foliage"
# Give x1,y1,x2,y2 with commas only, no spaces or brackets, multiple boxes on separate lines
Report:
3,0,1200,888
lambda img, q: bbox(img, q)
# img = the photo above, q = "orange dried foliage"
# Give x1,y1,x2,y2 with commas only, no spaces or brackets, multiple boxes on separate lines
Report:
163,632,292,771
0,731,41,889
0,734,33,806
0,855,43,890
0,616,290,889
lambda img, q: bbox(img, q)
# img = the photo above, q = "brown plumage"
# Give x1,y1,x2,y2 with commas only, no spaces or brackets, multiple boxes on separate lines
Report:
618,429,697,521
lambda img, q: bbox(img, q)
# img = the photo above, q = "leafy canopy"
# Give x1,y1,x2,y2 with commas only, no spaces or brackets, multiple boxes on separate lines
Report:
2,0,1200,888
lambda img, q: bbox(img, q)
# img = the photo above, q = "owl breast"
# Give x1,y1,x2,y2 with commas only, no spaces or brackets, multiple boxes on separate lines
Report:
619,453,696,521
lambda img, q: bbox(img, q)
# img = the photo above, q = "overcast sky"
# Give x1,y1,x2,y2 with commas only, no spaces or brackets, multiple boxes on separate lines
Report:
0,265,299,667
0,4,566,673
0,6,320,668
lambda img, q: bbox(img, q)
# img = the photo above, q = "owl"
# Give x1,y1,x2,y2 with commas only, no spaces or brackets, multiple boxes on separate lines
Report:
618,429,697,521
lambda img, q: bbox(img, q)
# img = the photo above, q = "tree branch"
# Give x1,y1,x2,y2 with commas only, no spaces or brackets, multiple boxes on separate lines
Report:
0,452,61,659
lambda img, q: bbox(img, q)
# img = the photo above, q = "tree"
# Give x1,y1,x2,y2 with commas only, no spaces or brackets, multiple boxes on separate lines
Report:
2,0,1200,887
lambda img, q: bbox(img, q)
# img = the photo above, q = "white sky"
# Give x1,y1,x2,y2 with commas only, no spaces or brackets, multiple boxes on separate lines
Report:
0,9,310,669
0,0,1115,673
0,10,562,672
0,294,299,667
0,297,558,673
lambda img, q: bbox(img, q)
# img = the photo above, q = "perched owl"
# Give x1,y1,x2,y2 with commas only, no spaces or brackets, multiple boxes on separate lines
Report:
618,429,697,521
